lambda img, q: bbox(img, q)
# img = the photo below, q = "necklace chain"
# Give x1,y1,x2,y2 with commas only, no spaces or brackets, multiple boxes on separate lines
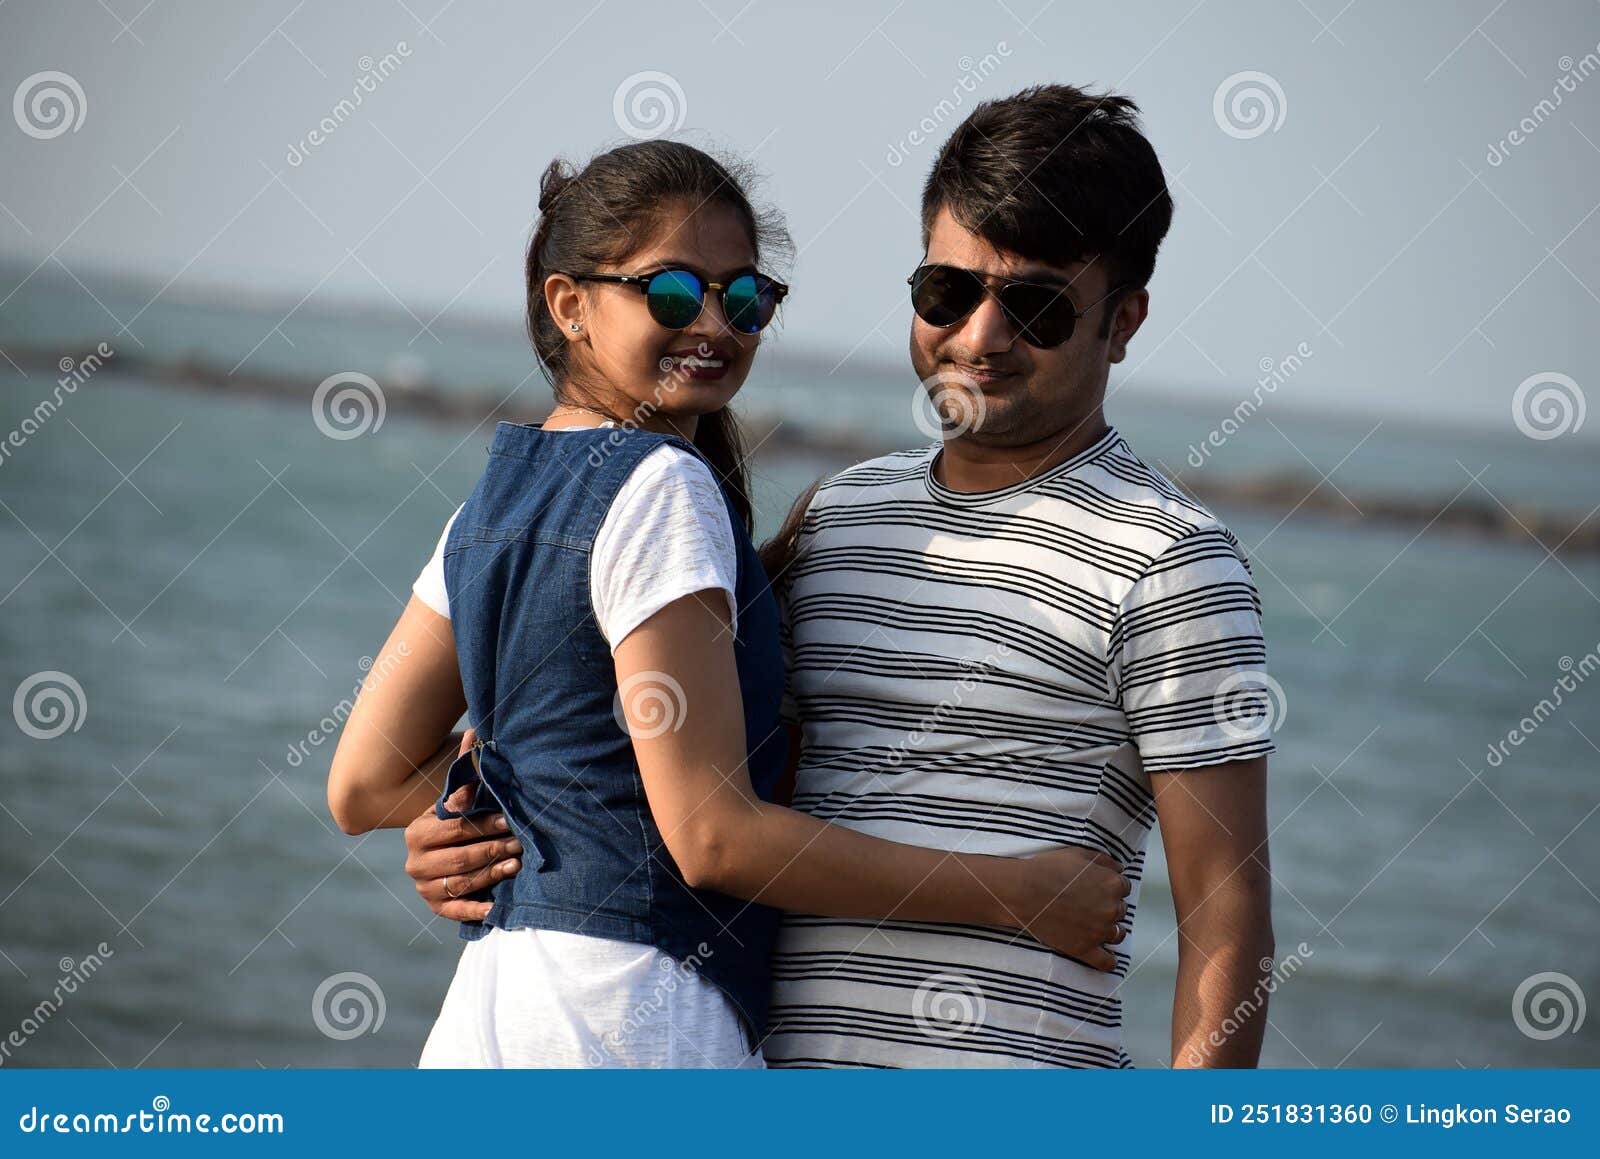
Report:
549,403,624,426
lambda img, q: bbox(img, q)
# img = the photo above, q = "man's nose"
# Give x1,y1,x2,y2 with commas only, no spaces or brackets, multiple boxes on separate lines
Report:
954,293,1019,355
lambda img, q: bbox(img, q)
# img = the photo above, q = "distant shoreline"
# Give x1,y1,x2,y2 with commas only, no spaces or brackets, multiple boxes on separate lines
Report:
10,343,1597,555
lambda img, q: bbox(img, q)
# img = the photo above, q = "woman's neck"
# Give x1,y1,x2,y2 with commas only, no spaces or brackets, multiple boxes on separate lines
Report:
545,400,698,443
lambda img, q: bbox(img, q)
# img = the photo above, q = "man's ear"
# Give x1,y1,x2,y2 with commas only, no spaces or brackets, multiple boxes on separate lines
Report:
545,274,587,344
1106,287,1149,365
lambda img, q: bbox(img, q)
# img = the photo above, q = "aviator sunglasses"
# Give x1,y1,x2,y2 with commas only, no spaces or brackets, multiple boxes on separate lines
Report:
563,268,789,335
907,263,1127,349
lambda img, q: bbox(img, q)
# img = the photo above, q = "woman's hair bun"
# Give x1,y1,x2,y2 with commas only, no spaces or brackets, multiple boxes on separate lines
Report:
537,159,576,215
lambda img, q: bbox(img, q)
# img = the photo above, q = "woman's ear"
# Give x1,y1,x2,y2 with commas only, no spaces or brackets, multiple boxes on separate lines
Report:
545,273,587,344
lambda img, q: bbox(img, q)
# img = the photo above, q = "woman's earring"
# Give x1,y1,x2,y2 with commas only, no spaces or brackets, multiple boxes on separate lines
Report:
569,323,581,332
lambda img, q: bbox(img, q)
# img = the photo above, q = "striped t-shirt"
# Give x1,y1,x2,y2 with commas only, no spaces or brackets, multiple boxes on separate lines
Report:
762,426,1274,1069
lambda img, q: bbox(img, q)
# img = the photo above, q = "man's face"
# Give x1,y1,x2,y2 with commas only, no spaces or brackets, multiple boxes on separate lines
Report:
908,206,1145,448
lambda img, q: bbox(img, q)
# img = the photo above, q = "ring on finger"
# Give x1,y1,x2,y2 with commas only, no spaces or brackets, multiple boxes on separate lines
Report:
443,874,461,899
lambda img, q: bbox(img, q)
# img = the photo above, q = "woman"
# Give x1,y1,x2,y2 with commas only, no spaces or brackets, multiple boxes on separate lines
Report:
326,140,1129,1068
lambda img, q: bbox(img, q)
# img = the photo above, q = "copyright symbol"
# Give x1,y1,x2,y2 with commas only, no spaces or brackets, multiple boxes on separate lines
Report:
1380,1104,1398,1123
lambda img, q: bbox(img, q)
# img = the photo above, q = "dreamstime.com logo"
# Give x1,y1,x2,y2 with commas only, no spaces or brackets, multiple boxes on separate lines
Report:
884,42,1012,167
1511,371,1585,440
16,1096,284,1135
911,972,988,1040
0,943,114,1066
1512,971,1586,1041
285,42,412,167
1212,670,1288,742
1213,70,1287,139
913,370,988,440
312,372,386,440
312,971,386,1040
613,71,686,140
1186,942,1314,1065
12,70,86,139
1483,644,1598,769
0,343,114,470
587,943,715,1066
1187,341,1313,467
285,644,411,769
613,671,689,740
12,671,87,740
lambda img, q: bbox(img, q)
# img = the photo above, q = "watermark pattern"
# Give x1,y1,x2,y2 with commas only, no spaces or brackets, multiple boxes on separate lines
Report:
1187,341,1313,467
885,42,1012,167
1511,371,1585,440
579,341,719,469
311,971,386,1040
614,671,689,740
312,372,386,440
0,343,114,470
885,644,1012,768
1484,645,1598,768
0,944,115,1066
285,43,412,167
13,70,86,139
13,671,87,740
1486,43,1600,166
1213,70,1287,139
285,645,411,769
911,972,988,1040
1185,942,1312,1066
586,943,714,1066
1212,670,1288,742
612,71,687,140
912,369,988,440
1511,971,1586,1040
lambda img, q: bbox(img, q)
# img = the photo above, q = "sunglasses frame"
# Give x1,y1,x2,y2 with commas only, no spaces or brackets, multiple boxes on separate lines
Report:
907,262,1129,348
562,268,790,334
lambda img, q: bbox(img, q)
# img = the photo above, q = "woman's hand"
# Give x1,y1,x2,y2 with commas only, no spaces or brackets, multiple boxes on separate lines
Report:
326,595,467,833
616,590,1132,969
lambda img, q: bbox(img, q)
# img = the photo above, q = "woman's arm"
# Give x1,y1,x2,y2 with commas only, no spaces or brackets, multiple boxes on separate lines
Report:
327,595,469,834
617,591,1130,969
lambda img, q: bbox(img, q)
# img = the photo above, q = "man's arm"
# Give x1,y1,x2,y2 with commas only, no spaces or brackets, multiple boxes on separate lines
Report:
1151,755,1273,1068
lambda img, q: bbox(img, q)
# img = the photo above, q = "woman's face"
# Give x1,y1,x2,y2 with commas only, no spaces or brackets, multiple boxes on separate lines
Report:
549,200,765,423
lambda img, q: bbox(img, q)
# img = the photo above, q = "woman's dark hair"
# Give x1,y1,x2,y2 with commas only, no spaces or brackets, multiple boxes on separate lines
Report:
757,476,824,591
525,139,790,535
921,84,1173,331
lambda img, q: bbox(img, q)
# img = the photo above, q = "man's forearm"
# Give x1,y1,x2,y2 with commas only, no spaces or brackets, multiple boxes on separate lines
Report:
1170,889,1274,1067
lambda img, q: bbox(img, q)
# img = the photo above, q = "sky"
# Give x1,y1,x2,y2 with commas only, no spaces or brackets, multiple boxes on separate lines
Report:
1,0,1597,438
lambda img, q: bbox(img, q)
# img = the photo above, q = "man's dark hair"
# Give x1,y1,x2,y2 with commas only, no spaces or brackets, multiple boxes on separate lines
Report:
921,84,1173,312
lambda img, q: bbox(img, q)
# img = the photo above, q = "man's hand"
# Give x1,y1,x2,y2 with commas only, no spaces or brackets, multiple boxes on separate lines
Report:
1009,846,1132,972
402,729,524,921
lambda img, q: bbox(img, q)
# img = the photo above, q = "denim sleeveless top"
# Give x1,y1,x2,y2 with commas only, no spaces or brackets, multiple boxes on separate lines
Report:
434,421,788,1038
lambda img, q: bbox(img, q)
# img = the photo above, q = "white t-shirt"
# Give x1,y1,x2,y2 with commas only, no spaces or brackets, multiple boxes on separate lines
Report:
412,439,738,647
414,427,757,1069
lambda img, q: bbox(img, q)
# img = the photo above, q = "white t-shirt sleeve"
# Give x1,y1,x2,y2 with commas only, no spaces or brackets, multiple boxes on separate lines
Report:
590,444,738,650
412,505,462,618
407,445,737,650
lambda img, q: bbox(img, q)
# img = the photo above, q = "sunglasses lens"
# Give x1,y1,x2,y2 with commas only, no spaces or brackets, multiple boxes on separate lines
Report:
723,274,778,334
645,270,705,329
1001,283,1076,348
910,265,984,327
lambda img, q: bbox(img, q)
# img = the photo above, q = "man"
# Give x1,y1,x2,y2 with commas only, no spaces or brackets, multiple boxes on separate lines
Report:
405,84,1275,1068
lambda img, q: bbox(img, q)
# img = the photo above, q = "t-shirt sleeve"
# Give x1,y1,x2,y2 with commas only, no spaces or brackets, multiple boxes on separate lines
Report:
412,505,462,619
590,445,738,652
1113,523,1277,773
